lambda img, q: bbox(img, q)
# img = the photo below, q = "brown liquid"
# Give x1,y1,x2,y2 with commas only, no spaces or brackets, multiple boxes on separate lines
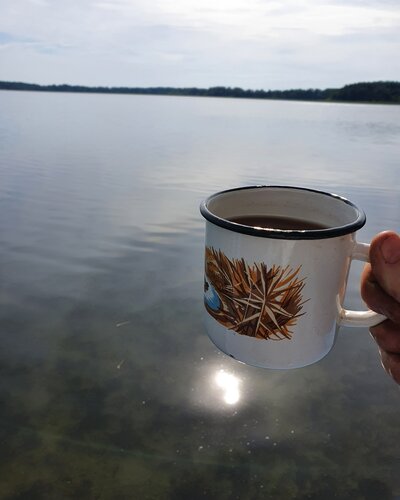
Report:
229,215,328,230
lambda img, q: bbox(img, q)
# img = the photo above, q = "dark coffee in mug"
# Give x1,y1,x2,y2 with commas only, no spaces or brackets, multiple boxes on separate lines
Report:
229,215,328,231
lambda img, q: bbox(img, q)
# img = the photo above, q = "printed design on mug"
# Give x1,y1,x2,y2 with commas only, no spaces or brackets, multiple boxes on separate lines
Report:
204,246,308,340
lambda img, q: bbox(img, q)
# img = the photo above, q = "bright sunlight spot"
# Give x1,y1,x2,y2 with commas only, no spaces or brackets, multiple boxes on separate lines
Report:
214,369,241,405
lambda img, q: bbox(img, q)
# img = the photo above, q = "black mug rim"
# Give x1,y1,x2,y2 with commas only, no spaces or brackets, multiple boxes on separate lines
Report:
200,185,366,240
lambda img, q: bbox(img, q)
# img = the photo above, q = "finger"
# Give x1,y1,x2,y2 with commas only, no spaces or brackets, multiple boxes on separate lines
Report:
370,320,400,353
369,231,400,302
361,264,400,323
379,349,400,385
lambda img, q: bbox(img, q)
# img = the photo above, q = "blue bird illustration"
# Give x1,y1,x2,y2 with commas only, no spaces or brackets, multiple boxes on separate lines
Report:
204,277,221,311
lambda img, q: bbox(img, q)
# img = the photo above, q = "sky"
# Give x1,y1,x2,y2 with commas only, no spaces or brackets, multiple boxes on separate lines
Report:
0,0,399,90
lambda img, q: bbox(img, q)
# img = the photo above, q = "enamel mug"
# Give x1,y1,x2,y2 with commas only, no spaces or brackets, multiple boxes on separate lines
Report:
200,186,386,369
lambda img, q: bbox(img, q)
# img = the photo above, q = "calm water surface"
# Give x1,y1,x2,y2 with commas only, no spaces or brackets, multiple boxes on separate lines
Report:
0,91,400,499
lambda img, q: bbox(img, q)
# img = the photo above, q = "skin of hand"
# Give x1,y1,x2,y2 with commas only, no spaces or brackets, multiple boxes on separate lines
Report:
361,231,400,384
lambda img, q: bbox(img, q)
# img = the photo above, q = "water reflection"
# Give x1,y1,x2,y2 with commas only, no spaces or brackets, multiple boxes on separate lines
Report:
214,369,241,405
1,92,400,499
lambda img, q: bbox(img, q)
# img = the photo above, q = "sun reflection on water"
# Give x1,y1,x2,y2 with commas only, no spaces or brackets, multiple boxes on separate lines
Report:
214,369,241,405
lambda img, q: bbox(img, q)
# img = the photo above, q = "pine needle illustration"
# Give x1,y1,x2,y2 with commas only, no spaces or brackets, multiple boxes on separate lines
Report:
204,247,308,340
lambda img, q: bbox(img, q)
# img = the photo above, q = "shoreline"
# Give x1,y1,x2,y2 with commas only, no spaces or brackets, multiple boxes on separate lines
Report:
0,80,399,105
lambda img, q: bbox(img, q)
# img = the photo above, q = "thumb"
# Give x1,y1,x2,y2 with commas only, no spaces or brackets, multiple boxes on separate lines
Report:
369,231,400,303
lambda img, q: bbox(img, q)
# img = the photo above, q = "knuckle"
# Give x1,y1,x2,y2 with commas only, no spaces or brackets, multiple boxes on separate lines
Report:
361,281,382,313
385,303,400,325
371,322,400,353
388,285,400,304
380,351,400,385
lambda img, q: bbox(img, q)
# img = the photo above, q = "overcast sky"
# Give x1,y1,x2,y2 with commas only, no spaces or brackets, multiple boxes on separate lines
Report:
0,0,399,90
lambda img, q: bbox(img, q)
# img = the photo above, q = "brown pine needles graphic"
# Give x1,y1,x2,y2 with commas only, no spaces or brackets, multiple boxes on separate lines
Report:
205,247,308,340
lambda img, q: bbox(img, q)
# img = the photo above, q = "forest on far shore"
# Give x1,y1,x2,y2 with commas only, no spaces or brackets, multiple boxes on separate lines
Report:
0,80,399,104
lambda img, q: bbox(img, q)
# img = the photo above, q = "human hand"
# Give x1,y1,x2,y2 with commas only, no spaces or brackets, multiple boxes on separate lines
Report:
361,231,400,384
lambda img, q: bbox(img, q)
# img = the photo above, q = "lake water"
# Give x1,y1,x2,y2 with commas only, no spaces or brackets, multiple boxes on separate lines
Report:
0,91,399,499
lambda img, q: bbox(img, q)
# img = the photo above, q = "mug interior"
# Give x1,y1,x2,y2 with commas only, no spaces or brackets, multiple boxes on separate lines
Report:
201,186,366,239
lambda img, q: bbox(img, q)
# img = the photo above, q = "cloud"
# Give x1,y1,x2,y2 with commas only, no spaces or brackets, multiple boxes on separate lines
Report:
320,0,399,7
0,0,398,88
0,31,36,45
0,30,74,59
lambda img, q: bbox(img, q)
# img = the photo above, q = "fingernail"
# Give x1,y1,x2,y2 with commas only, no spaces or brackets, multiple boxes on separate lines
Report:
381,234,400,264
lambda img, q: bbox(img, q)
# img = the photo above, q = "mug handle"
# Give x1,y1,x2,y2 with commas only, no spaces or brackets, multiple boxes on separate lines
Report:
337,242,386,327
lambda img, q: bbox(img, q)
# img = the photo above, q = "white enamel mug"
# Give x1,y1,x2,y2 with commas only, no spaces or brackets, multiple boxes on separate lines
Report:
200,186,386,369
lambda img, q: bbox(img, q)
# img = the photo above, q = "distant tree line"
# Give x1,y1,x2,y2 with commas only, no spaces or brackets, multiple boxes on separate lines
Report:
0,80,399,104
